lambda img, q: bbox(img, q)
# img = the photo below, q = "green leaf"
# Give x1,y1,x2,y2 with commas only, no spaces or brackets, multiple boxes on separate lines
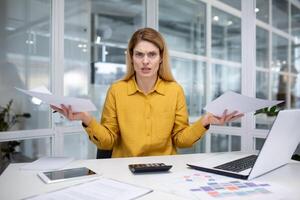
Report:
254,105,281,117
270,106,276,113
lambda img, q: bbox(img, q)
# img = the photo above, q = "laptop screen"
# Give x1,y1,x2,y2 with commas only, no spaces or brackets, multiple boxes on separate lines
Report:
248,110,300,179
187,110,300,180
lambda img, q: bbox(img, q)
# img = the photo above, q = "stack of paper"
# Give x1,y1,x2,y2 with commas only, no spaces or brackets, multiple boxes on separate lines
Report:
26,178,153,200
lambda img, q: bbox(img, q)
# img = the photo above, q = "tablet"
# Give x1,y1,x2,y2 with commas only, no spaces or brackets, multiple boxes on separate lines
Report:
38,167,99,184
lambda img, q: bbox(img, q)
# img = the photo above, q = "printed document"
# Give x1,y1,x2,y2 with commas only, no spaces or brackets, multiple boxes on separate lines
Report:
15,86,97,112
204,91,283,116
150,170,296,200
26,178,153,200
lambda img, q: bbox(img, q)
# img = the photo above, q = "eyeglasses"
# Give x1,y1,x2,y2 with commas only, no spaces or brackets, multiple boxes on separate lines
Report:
133,51,159,60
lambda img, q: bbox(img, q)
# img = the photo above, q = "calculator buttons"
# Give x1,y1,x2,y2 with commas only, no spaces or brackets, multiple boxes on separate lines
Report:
128,163,172,173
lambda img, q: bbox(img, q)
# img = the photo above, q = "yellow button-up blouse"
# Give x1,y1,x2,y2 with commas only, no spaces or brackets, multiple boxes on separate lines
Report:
84,76,208,158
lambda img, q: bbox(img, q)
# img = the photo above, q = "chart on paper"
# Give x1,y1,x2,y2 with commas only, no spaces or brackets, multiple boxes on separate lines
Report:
149,170,296,200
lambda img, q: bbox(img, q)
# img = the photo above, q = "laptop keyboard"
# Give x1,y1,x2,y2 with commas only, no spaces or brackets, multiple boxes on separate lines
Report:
214,155,258,172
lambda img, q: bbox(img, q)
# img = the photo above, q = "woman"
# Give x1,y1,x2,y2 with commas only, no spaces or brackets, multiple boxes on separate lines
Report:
51,27,242,158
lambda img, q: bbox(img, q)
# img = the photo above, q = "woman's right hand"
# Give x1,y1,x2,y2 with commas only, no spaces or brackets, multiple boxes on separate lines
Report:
50,104,92,126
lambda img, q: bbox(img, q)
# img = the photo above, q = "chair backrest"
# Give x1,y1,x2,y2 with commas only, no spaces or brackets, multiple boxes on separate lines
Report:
96,149,112,159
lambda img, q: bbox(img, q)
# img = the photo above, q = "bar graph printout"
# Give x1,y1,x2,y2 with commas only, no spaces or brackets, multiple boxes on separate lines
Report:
149,170,297,200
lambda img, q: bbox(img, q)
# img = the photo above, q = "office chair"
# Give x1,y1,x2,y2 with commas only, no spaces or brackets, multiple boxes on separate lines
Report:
96,149,112,159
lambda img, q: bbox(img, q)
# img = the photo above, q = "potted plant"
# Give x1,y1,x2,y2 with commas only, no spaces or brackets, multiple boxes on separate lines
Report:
0,100,31,161
254,105,280,117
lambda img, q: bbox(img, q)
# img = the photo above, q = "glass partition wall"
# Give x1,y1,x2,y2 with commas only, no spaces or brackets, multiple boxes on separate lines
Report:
62,0,145,159
1,0,300,172
255,0,300,153
0,0,52,173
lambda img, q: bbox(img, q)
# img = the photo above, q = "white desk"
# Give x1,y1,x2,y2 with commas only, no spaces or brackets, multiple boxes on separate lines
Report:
0,152,299,200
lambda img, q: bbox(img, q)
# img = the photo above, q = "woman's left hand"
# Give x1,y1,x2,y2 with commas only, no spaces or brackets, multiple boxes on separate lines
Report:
201,109,244,127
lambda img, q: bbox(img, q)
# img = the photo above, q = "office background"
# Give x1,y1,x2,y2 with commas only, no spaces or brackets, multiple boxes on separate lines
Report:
0,0,299,171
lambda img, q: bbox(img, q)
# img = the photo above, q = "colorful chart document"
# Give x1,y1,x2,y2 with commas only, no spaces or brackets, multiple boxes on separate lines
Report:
16,86,97,112
204,91,283,116
149,170,296,200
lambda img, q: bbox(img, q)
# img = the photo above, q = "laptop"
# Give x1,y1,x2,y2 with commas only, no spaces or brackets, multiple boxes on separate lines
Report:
187,109,300,180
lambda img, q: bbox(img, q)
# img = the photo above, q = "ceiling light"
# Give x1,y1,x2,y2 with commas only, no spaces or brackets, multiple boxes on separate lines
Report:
95,36,101,44
213,16,219,21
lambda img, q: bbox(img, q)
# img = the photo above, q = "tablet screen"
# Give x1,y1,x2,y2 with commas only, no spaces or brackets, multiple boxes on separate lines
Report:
44,167,96,181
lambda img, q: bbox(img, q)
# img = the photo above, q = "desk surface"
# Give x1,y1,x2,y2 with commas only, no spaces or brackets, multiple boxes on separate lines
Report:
1,152,299,200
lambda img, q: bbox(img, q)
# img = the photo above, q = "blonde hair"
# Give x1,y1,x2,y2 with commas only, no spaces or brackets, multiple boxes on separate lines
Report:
122,27,175,81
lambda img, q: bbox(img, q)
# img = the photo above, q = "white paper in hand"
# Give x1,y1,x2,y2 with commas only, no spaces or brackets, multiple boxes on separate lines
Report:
204,91,283,116
15,86,97,112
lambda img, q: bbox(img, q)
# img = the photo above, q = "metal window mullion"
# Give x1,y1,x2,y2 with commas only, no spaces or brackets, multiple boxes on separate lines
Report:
169,52,243,69
87,2,92,93
0,129,54,142
211,0,241,18
253,129,270,138
269,0,273,102
287,38,292,108
272,27,294,40
210,126,245,136
25,2,30,89
228,135,232,152
268,49,272,102
241,0,256,153
287,0,292,108
146,0,158,29
291,0,300,8
51,0,65,156
102,45,106,62
256,22,293,42
256,20,271,31
205,3,212,153
57,125,85,134
170,50,209,62
256,67,269,73
268,0,272,101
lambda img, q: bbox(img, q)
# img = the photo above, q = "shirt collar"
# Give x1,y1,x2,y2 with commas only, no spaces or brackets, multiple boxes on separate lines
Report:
127,76,166,96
